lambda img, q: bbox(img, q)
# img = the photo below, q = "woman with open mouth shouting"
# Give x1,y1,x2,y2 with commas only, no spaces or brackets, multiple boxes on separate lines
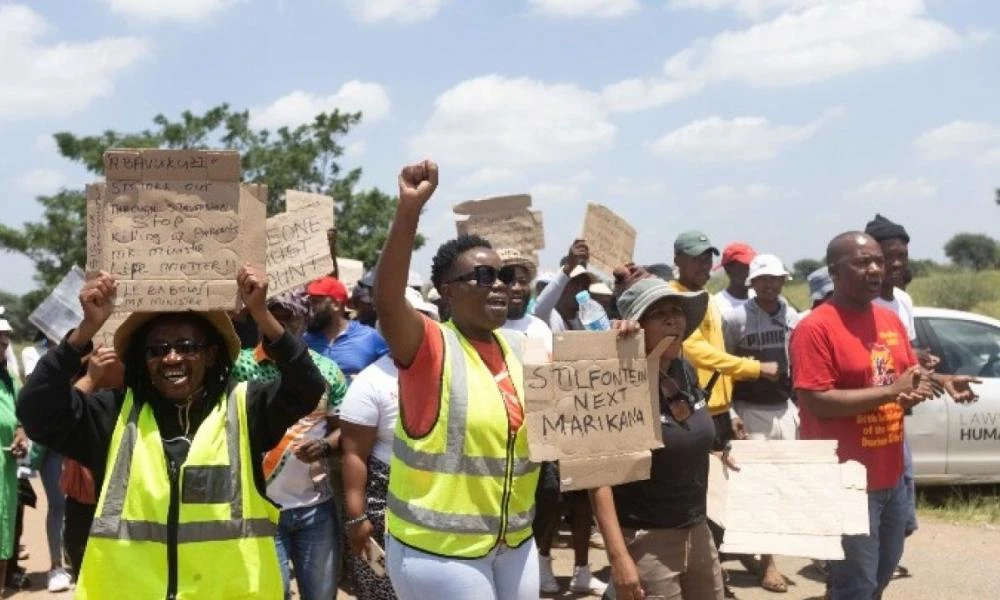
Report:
373,160,540,600
17,264,326,599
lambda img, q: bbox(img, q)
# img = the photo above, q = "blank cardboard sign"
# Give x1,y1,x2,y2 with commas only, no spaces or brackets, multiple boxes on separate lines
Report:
716,440,870,560
524,330,668,491
266,191,335,298
454,194,544,264
581,203,636,277
86,149,266,312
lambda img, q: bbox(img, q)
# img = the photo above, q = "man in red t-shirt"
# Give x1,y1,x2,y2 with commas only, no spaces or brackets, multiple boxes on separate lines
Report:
790,231,933,600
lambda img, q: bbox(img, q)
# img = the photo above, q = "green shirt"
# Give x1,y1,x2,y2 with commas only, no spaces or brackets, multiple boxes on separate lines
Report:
231,347,348,412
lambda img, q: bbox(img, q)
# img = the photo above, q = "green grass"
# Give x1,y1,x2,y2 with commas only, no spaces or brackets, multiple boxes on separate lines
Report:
917,484,1000,525
719,269,1000,319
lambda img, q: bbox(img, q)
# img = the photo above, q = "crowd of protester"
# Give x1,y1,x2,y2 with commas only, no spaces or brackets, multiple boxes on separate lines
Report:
0,159,981,600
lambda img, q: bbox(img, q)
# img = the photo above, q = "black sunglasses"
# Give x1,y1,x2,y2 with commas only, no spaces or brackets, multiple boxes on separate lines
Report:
145,340,206,359
448,265,516,288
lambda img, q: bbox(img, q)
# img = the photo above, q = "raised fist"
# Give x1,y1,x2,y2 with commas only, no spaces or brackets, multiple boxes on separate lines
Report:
398,160,439,209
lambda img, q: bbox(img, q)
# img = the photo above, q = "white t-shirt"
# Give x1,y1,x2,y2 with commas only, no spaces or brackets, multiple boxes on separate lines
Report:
265,396,338,510
548,311,582,334
339,355,399,465
874,288,917,342
715,289,753,319
504,315,553,358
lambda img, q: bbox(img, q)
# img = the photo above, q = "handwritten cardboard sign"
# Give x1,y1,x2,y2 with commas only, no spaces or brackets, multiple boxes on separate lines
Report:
581,203,636,277
454,194,544,264
524,330,669,491
28,266,87,343
93,313,129,351
86,149,266,312
266,191,335,297
714,440,869,560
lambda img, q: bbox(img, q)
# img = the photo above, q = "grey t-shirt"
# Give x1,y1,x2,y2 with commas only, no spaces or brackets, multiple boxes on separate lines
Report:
723,299,800,405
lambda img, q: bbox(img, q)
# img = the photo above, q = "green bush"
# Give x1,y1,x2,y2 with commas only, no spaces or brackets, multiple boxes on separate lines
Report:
909,271,1000,312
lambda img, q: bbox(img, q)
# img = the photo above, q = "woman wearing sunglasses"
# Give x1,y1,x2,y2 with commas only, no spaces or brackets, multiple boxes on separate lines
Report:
17,265,326,599
373,161,540,600
593,269,732,600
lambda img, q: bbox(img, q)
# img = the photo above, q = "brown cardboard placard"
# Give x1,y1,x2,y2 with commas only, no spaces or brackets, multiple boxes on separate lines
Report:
453,194,544,263
87,149,266,312
266,191,335,297
336,258,365,291
524,330,670,491
93,313,129,350
717,440,870,560
581,203,636,276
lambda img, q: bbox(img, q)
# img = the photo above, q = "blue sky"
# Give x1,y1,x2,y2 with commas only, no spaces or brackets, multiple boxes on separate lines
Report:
2,0,999,295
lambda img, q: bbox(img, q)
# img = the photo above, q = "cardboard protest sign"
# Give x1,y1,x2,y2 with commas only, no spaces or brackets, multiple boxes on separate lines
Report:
93,313,129,350
524,330,669,491
86,149,266,312
28,266,86,342
336,258,365,291
581,203,636,277
715,440,869,560
266,191,335,297
454,195,544,263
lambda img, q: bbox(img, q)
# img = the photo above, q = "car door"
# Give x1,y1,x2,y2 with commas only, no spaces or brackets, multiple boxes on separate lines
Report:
920,315,1000,479
907,318,949,480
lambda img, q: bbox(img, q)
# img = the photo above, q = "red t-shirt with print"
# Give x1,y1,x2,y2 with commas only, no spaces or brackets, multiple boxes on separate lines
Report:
790,302,916,491
398,316,523,438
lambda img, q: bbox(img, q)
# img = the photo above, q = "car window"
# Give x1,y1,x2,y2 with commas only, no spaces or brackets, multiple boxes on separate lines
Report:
923,318,1000,378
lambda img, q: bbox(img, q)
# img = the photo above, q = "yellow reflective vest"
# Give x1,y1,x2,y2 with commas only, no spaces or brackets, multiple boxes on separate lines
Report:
388,321,540,559
78,384,282,599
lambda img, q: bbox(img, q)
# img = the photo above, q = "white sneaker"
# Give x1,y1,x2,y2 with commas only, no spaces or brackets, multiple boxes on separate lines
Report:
539,555,560,594
48,567,72,592
569,564,607,595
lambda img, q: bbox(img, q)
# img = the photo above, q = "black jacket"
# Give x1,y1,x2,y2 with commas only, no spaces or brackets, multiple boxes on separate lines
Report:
16,330,325,500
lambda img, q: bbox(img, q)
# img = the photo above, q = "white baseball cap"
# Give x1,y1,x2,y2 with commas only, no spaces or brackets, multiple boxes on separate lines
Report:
745,254,791,286
405,287,439,320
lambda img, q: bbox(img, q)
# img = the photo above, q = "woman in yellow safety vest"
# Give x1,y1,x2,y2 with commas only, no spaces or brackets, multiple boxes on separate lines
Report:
370,160,540,600
17,265,326,599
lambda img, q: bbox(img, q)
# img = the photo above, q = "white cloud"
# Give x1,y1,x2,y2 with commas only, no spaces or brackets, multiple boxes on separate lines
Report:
914,120,1000,164
651,109,840,161
457,168,519,188
851,176,937,199
606,178,666,197
16,168,67,196
702,183,776,201
601,78,703,113
340,0,446,23
529,182,582,206
668,0,826,20
411,75,615,168
100,0,241,23
606,0,969,111
250,81,391,129
0,4,150,120
343,142,367,159
528,0,640,18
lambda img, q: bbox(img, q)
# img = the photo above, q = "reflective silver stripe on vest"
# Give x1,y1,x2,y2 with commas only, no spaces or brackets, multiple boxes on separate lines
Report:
393,326,534,477
392,436,536,477
388,492,536,536
91,387,276,542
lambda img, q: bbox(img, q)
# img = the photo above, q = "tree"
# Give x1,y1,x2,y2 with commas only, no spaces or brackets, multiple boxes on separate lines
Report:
792,258,824,280
0,191,87,289
944,233,999,271
0,105,422,295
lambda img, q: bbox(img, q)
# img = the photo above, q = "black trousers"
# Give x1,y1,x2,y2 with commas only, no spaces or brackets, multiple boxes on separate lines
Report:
64,498,96,575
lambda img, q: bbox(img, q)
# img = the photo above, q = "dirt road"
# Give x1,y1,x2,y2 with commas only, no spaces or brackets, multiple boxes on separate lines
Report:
10,477,999,599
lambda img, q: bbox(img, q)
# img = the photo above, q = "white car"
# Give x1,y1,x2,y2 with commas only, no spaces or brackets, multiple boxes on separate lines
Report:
909,307,1000,485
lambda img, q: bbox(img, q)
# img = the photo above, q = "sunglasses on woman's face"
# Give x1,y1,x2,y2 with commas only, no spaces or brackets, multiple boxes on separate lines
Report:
448,265,516,288
145,340,206,359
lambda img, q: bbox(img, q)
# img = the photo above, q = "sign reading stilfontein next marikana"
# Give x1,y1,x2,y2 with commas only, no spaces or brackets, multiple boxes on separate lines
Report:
524,330,670,491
